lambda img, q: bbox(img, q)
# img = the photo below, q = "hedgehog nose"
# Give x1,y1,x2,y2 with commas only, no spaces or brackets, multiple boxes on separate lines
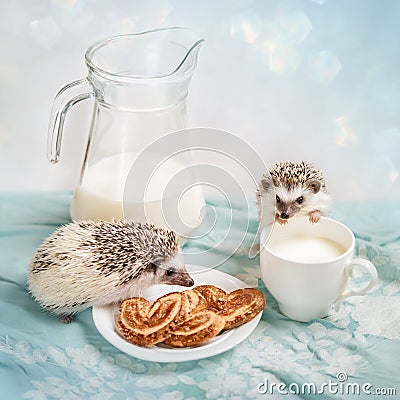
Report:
280,212,289,219
181,276,195,287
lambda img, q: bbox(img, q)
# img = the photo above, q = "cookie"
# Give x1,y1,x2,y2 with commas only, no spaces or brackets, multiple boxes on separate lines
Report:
117,292,182,346
163,309,225,348
194,285,266,330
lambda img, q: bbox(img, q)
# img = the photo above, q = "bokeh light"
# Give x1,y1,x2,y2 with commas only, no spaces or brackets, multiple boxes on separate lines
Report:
370,157,399,189
390,170,399,183
230,9,263,44
51,0,79,8
1,0,399,202
117,17,136,33
271,10,312,44
51,0,94,33
30,17,62,50
308,50,341,84
157,1,174,24
251,9,311,74
372,128,400,159
265,41,302,74
334,117,358,147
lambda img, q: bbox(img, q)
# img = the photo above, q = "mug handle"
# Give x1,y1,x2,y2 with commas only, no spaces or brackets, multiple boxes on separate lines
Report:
47,79,94,164
334,258,378,311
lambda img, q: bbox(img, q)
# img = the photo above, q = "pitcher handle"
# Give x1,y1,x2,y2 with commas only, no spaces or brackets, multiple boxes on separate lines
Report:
333,258,378,312
47,78,94,163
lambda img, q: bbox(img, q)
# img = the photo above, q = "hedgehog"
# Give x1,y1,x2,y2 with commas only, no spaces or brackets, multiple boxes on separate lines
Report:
28,220,194,323
257,160,332,225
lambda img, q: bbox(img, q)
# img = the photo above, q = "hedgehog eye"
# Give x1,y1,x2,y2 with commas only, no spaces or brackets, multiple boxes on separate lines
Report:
296,196,304,204
276,195,281,203
166,269,174,276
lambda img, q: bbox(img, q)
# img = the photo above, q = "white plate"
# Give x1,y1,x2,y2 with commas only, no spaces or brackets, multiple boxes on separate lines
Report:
92,264,263,363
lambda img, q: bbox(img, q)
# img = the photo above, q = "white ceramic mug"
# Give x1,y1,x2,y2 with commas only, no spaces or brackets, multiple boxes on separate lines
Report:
260,216,377,322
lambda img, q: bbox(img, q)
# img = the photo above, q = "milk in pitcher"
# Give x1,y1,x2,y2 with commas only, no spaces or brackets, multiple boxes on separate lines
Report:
71,152,205,238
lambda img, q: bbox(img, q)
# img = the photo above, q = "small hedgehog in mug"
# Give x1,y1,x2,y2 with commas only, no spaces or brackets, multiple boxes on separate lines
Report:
258,160,332,225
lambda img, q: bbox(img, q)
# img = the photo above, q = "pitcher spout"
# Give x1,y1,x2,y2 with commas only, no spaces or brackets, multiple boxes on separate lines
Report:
169,27,205,78
85,27,204,81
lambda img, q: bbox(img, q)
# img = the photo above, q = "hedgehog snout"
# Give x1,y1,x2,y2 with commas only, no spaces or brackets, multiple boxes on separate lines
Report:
276,198,302,220
179,273,195,287
166,270,194,287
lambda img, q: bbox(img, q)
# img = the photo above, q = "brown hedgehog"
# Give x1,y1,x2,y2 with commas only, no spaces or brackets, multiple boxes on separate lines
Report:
28,220,194,322
257,160,332,225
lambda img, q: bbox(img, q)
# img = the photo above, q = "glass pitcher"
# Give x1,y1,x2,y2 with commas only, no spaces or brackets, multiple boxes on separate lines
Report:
48,27,206,240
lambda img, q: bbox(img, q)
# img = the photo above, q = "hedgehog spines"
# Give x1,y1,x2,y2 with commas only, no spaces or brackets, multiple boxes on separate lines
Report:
28,220,181,313
268,160,327,192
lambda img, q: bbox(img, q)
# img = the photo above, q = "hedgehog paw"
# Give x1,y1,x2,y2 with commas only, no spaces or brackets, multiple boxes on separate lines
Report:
58,314,74,324
309,210,321,224
276,216,288,226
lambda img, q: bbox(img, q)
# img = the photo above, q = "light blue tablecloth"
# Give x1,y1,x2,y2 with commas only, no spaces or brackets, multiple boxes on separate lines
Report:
0,193,399,399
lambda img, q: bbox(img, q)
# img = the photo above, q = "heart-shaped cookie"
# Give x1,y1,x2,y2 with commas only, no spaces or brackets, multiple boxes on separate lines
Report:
117,292,182,346
163,309,225,348
177,289,208,320
194,285,266,330
117,285,266,348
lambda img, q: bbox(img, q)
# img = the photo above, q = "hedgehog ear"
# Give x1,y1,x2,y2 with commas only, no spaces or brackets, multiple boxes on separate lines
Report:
148,262,158,272
307,180,321,194
261,174,273,192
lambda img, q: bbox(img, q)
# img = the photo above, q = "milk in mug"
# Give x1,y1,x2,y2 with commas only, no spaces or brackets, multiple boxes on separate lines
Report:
267,236,346,263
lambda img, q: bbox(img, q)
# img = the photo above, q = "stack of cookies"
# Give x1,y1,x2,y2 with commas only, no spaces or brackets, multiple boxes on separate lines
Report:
117,285,266,348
